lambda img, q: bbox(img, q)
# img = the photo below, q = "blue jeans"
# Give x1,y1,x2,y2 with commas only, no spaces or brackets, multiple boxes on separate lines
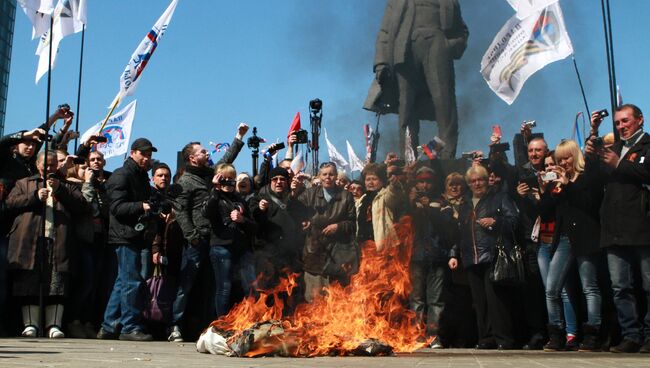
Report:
546,236,601,328
101,244,147,334
171,240,209,326
538,241,577,334
210,246,256,318
409,262,447,336
607,246,650,343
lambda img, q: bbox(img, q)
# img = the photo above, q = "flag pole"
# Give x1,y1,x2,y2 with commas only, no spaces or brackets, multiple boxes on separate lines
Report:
98,96,121,134
39,15,55,339
73,25,86,150
600,0,618,139
571,56,590,119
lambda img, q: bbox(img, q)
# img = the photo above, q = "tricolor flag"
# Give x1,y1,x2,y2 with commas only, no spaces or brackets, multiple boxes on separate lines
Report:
80,100,137,159
111,0,178,107
34,0,87,83
481,1,573,104
18,0,56,39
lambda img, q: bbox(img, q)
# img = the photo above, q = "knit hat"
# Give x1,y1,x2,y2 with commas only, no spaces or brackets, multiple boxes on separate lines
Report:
269,167,290,183
415,166,435,181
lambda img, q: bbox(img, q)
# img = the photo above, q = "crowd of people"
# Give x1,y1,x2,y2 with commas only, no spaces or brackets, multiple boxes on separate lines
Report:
0,103,649,354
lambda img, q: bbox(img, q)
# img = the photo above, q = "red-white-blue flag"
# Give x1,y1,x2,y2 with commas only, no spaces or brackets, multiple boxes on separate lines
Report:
111,0,178,107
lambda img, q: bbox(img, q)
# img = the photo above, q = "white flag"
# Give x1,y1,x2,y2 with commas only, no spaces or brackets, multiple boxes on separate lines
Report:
481,2,573,105
112,0,178,107
404,127,416,164
325,129,349,173
506,0,558,20
18,0,56,39
346,140,364,172
80,100,137,159
35,0,87,83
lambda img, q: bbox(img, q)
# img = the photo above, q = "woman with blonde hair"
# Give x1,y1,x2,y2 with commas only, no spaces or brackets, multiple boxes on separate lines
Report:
540,139,604,351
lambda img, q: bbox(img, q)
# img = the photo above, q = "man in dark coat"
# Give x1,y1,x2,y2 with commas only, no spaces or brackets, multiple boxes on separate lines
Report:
168,123,248,342
586,104,650,353
364,0,468,159
97,138,157,342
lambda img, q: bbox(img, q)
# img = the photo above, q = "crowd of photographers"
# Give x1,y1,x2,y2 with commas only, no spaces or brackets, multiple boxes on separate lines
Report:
0,103,649,354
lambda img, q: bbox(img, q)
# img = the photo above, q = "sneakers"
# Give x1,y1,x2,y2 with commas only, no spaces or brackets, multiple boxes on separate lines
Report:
119,330,153,342
429,336,443,349
610,338,641,353
168,326,183,342
21,326,38,338
48,326,65,339
96,327,118,340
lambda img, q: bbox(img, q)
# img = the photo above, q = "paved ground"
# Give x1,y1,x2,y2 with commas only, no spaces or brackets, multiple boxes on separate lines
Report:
1,338,649,368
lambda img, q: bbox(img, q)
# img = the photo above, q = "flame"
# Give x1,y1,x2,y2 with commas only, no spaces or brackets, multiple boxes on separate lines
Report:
207,216,427,357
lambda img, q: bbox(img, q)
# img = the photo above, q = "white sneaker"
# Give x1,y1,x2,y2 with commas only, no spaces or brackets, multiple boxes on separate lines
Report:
168,326,183,342
430,336,443,349
21,326,38,337
48,326,65,339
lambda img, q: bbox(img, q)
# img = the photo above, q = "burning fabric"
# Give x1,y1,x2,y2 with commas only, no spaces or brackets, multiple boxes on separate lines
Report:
197,218,426,357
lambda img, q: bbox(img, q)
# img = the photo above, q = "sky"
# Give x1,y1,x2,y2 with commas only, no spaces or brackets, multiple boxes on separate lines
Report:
5,0,650,174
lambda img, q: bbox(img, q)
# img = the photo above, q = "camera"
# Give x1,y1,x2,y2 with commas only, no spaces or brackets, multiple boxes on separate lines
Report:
135,191,172,232
58,103,71,111
541,171,558,182
247,127,262,150
461,151,481,160
95,135,108,143
523,120,537,129
72,156,86,165
218,177,236,186
491,142,510,153
292,129,309,144
309,98,323,112
596,109,609,119
592,137,604,148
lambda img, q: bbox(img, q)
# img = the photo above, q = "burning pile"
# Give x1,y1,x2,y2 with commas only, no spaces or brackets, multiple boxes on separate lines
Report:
197,218,428,357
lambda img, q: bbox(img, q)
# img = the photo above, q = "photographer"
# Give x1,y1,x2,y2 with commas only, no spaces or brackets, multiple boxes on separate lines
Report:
168,123,248,342
150,163,182,281
97,138,157,342
585,104,650,353
202,164,257,318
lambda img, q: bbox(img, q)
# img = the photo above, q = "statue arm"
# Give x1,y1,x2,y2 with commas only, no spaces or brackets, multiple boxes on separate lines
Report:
446,3,469,60
373,1,394,70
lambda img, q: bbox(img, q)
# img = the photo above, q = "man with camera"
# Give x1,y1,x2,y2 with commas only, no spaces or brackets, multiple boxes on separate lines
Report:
489,124,549,350
586,104,650,353
97,138,157,341
169,123,248,342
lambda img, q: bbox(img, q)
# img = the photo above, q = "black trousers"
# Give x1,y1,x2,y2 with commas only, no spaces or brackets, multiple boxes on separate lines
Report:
466,263,514,347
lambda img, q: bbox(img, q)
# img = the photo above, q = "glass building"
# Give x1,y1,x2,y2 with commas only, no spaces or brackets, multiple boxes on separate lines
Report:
0,0,16,136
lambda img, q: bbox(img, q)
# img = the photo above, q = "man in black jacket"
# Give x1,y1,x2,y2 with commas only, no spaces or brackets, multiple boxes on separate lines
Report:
168,123,247,342
586,104,650,353
97,138,157,342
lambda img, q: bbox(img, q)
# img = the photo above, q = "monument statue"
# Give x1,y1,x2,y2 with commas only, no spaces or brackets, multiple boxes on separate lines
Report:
364,0,469,159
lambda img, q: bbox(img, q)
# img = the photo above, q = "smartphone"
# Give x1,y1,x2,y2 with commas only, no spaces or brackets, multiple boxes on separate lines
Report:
520,174,539,189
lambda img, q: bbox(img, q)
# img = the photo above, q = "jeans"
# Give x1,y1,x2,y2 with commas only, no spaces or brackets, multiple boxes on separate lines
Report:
410,262,447,336
69,243,101,323
210,246,256,318
538,241,577,335
607,246,650,343
101,244,146,334
171,240,209,326
546,236,601,328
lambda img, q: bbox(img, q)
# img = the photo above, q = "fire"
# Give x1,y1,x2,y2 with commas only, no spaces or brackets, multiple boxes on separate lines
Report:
206,216,427,357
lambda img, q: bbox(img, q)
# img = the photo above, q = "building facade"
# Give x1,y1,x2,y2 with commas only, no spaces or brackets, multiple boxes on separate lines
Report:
0,0,16,136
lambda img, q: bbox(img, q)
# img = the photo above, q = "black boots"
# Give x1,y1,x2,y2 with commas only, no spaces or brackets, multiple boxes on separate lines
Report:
578,324,600,352
543,324,565,351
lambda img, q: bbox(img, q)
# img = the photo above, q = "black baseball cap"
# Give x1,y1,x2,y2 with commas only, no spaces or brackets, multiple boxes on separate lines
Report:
131,137,158,152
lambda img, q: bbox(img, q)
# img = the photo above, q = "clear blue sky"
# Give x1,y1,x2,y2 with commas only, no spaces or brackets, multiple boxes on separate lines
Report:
5,0,649,173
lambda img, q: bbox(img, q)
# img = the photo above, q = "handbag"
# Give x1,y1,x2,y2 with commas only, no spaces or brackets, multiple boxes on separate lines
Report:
322,241,360,279
489,233,525,286
143,265,175,323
